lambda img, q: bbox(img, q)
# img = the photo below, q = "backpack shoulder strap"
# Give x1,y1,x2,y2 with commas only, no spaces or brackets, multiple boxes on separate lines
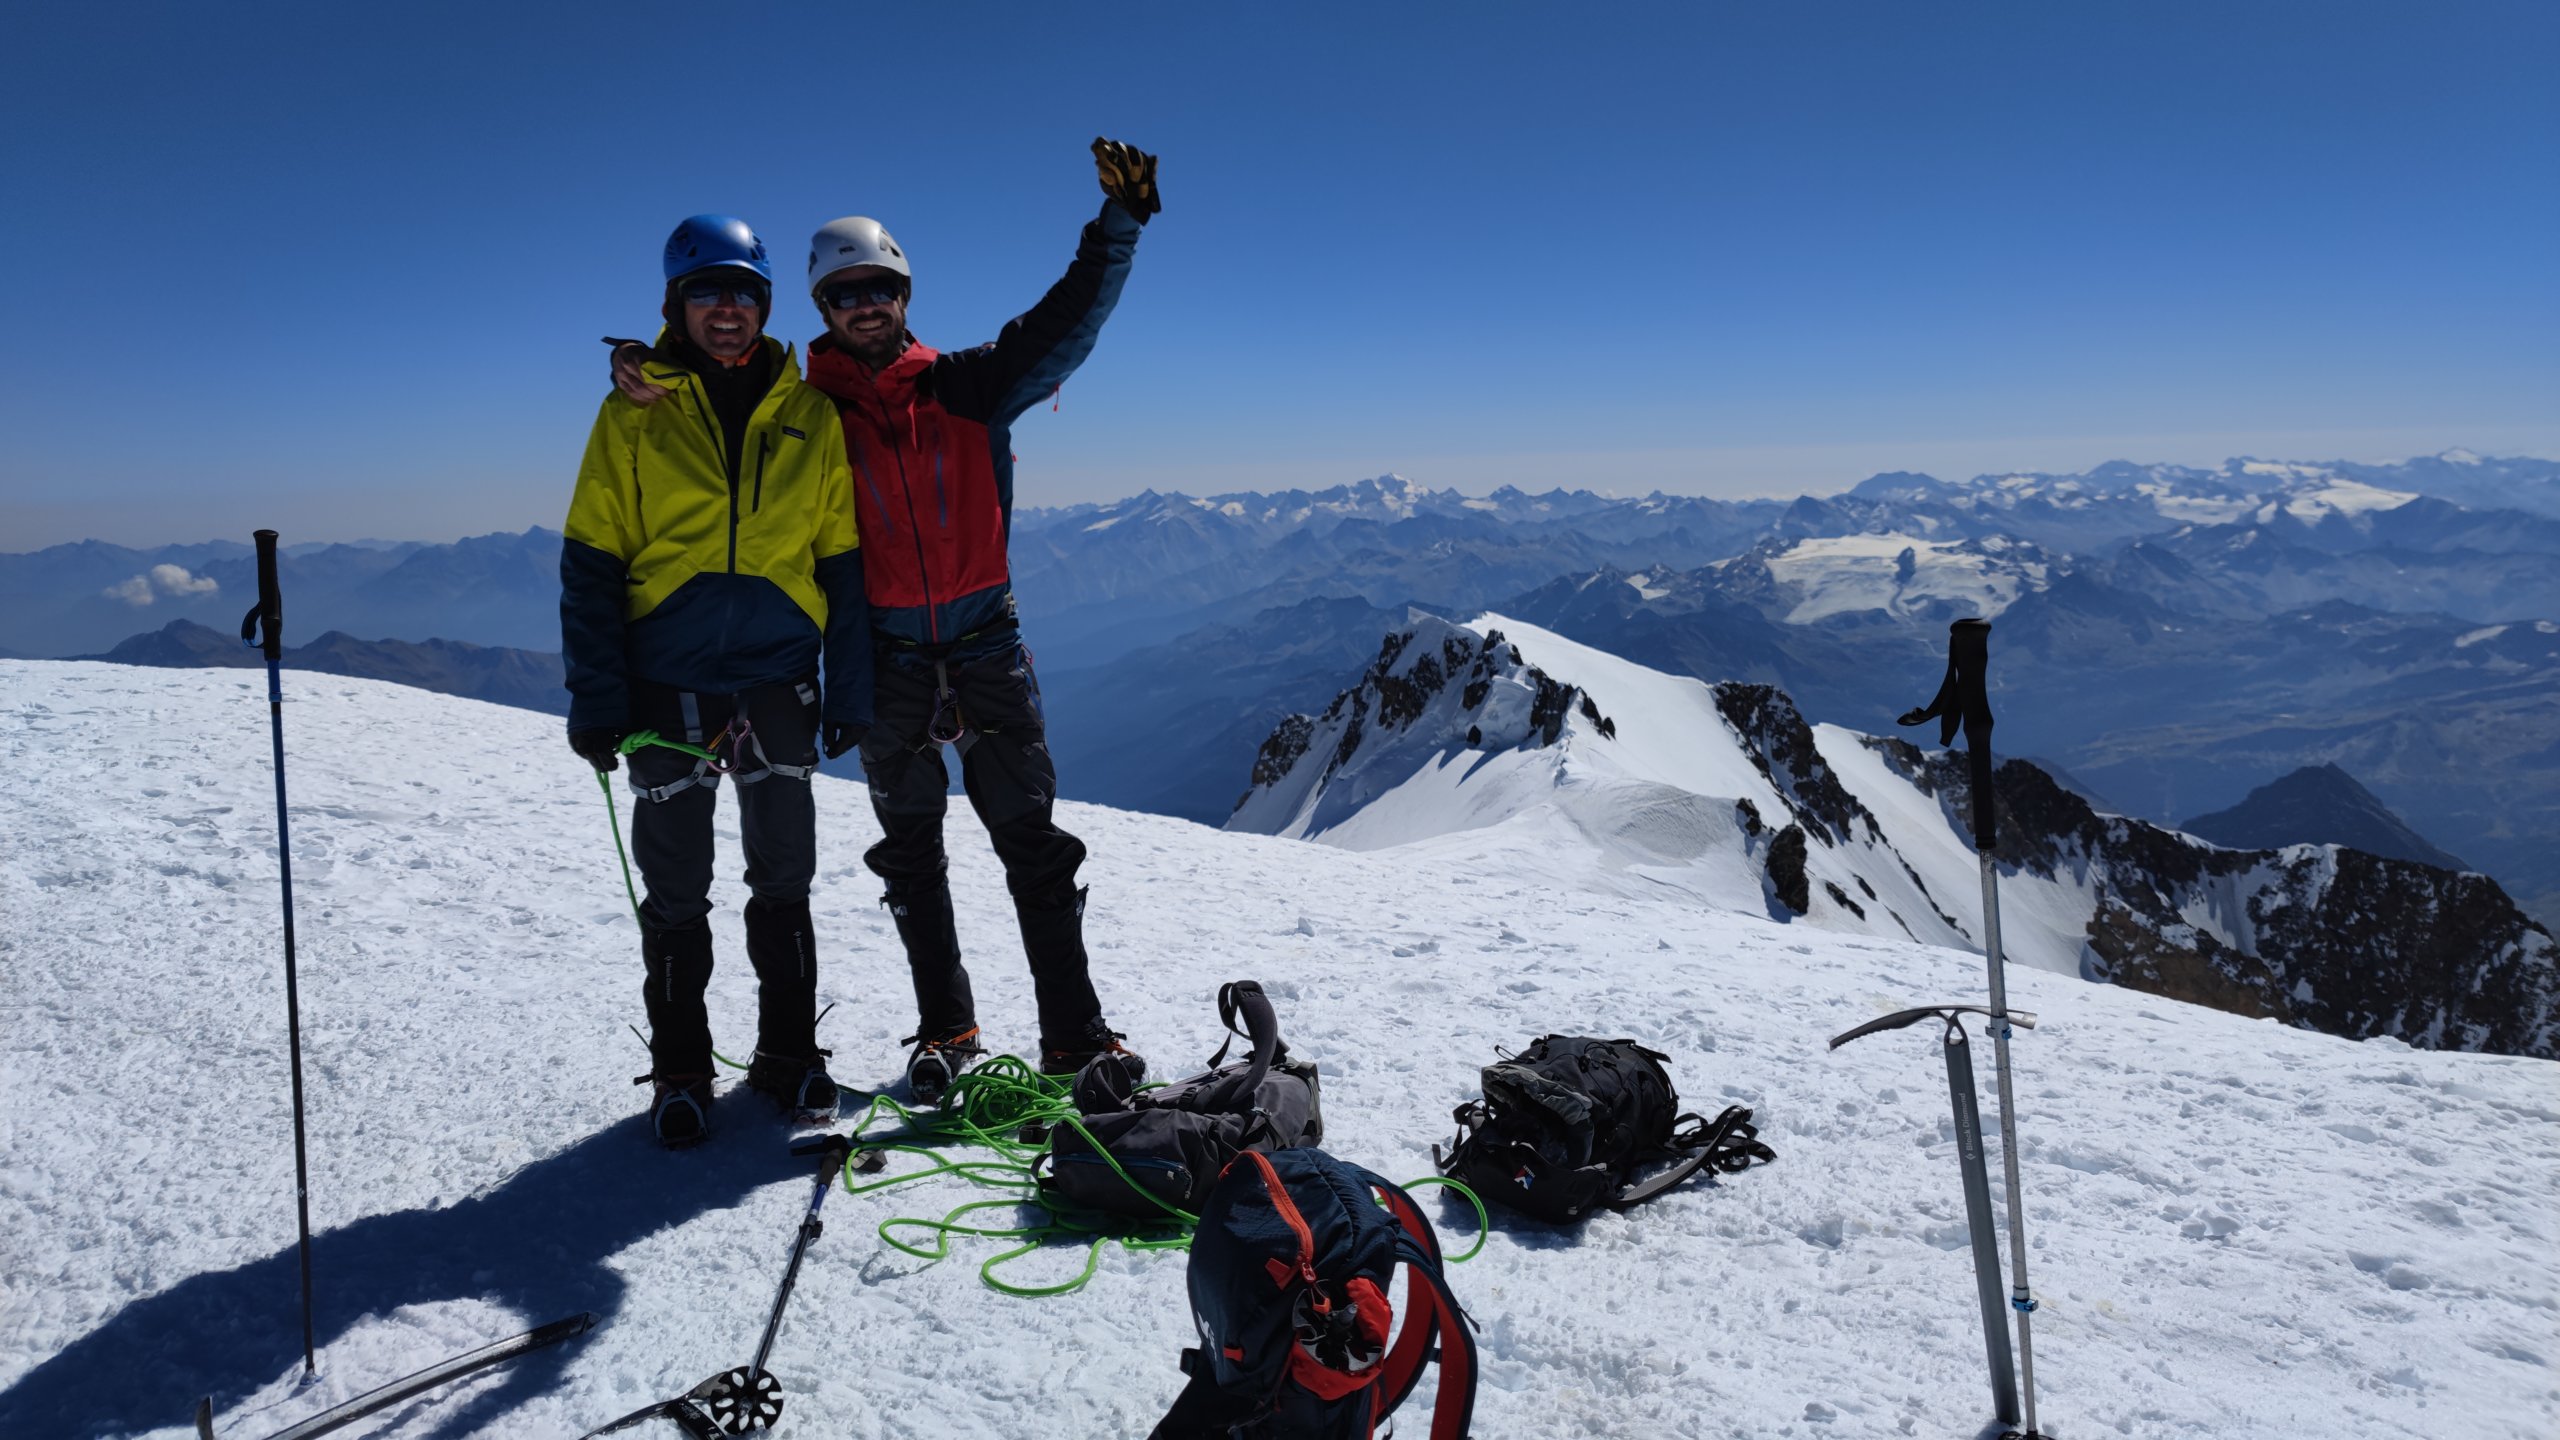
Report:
1390,1240,1479,1440
1366,1174,1478,1440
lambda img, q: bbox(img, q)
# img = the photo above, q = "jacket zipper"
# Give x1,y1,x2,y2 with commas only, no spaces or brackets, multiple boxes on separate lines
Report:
754,436,771,513
933,448,948,526
684,374,740,574
879,398,938,641
851,438,895,538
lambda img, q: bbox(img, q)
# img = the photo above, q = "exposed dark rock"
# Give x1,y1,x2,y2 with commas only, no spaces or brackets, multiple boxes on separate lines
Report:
1712,682,1877,846
1767,824,1810,915
1528,672,1578,745
1866,733,2558,1058
1250,714,1315,789
1826,881,1865,919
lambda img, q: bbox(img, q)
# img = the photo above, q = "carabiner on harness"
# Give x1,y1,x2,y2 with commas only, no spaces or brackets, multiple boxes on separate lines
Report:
926,657,967,746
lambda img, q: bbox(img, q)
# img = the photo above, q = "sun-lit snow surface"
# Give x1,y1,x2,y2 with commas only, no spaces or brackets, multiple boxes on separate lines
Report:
1749,534,2051,623
4,661,2556,1440
1229,614,2125,977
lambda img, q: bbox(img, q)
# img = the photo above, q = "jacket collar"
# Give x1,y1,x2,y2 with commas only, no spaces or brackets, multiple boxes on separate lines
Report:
805,332,938,405
641,329,799,397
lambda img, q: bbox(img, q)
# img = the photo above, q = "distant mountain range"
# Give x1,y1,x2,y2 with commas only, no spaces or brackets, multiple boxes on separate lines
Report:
0,529,561,658
12,449,2555,920
78,619,566,715
1225,613,2556,1059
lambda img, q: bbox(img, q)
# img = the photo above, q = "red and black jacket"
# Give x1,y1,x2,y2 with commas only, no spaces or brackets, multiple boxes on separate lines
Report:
805,198,1141,652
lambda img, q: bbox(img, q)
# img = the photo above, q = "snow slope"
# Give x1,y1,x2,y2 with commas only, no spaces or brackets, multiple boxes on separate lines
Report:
3,661,2555,1439
1225,613,2560,1060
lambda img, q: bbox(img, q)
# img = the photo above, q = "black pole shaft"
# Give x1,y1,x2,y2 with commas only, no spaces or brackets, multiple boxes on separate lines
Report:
1944,1019,2019,1424
752,1138,850,1378
247,529,317,1379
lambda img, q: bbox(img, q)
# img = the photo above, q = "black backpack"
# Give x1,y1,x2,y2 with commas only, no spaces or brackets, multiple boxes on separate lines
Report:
1150,1148,1477,1440
1040,981,1323,1220
1435,1035,1774,1222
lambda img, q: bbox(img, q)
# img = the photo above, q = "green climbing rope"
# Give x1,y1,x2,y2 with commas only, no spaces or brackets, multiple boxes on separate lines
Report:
840,1057,1491,1297
1391,1174,1491,1263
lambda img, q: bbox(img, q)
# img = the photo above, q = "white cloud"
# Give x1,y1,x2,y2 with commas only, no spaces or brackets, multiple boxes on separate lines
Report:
102,565,221,606
149,564,220,597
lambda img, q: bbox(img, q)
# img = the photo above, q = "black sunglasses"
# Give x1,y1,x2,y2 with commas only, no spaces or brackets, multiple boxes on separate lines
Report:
820,277,908,311
678,275,770,308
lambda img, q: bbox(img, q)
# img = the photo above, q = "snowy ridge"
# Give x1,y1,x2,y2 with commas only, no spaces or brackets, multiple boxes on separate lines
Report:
1229,616,2558,1058
3,662,2558,1439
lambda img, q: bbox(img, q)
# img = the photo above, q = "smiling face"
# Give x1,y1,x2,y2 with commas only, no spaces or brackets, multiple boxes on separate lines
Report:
677,270,767,361
817,265,911,370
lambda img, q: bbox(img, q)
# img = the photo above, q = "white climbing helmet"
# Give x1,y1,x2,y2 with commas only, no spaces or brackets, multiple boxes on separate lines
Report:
806,216,910,294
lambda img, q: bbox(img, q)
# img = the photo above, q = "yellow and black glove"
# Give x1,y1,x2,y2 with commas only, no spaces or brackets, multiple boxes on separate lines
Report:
1092,137,1161,223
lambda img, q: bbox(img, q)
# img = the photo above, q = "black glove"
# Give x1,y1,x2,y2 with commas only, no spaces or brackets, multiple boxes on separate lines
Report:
570,727,625,773
1092,138,1160,223
823,722,867,760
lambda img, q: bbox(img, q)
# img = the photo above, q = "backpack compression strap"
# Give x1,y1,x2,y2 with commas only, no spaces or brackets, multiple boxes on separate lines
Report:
1370,1178,1479,1440
1610,1104,1775,1209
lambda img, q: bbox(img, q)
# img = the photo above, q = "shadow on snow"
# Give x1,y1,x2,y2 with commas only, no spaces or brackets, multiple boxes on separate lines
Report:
0,1112,807,1439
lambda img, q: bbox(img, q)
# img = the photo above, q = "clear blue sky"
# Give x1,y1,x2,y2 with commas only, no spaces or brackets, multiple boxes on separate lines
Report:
3,0,2553,546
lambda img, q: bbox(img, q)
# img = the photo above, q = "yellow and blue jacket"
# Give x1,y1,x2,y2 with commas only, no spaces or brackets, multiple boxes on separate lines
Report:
559,334,871,731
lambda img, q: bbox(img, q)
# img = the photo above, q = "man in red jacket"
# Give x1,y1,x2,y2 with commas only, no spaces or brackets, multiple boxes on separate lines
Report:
612,140,1160,1103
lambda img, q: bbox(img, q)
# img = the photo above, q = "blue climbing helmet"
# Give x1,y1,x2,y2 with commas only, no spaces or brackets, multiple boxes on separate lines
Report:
661,214,772,283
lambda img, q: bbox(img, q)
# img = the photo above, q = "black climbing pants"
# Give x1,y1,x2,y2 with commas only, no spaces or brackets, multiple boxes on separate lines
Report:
625,676,824,1074
626,677,822,928
858,639,1100,1041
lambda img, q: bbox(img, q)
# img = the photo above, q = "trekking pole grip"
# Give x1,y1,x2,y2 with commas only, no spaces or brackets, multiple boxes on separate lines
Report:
242,528,284,660
1897,618,1996,851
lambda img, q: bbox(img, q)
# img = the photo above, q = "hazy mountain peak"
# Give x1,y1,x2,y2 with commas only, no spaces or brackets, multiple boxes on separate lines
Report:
2181,763,2470,873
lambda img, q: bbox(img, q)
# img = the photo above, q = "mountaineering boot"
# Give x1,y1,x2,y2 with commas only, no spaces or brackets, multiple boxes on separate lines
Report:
903,1026,989,1107
1040,1015,1147,1083
644,1075,715,1147
639,918,717,1146
742,896,837,1114
882,880,978,1047
1018,887,1142,1080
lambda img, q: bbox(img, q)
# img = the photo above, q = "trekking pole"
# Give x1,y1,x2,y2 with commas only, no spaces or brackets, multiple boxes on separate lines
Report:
575,1132,855,1438
1898,618,2049,1440
239,528,318,1382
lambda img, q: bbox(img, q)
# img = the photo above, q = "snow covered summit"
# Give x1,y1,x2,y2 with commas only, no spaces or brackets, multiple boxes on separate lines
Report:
1228,615,2558,1058
3,661,2555,1440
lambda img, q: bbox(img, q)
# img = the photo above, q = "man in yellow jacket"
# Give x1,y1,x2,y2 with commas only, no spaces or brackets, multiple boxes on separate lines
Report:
561,214,871,1146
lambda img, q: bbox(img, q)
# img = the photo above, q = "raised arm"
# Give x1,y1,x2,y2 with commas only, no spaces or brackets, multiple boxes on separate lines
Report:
931,138,1159,430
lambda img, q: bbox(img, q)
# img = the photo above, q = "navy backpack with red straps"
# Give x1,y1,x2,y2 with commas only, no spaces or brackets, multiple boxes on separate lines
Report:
1150,1148,1477,1440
